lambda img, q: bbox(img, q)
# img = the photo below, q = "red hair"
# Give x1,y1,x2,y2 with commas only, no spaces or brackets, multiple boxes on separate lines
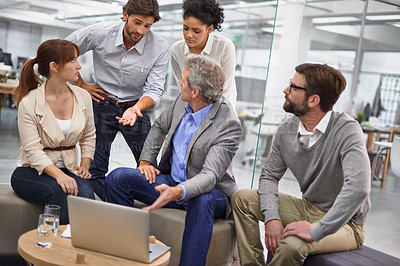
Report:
14,39,80,105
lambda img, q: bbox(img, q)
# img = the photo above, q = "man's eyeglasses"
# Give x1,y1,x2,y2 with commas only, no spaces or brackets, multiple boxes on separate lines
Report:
289,79,308,93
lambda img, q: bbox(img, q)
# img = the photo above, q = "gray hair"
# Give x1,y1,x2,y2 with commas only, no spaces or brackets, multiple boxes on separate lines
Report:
183,54,225,104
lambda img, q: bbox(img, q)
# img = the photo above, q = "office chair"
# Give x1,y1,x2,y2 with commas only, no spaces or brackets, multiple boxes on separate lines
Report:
371,128,400,188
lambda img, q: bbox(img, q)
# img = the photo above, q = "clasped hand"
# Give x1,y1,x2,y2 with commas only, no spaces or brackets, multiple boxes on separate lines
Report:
265,220,313,255
74,166,91,179
56,174,78,196
138,163,160,184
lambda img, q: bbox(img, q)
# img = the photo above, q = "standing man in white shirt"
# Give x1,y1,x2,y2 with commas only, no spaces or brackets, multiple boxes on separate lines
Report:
66,0,169,200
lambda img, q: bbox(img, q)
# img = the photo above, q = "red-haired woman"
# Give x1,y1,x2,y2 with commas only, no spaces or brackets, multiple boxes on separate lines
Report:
11,39,96,224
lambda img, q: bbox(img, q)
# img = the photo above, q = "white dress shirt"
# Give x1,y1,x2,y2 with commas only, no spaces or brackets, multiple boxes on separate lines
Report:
298,111,332,148
171,34,237,108
55,118,72,168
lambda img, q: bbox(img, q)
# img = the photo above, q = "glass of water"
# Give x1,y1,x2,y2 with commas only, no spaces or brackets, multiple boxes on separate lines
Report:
44,204,60,235
37,214,56,248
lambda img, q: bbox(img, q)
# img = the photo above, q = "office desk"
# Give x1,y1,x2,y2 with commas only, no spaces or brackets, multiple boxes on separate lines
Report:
18,225,170,266
0,79,18,115
362,126,392,151
363,126,400,188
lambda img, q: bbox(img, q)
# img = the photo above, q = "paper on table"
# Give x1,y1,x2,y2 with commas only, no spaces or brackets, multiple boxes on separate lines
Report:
61,224,71,238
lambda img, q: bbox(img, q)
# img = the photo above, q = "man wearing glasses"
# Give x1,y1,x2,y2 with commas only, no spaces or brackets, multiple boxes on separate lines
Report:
232,63,371,266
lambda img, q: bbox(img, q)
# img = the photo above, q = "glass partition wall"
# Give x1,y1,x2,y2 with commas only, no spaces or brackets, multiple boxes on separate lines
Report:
251,0,369,192
150,1,279,190
251,0,400,190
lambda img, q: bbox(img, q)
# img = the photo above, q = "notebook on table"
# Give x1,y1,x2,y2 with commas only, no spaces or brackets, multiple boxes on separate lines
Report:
67,195,170,263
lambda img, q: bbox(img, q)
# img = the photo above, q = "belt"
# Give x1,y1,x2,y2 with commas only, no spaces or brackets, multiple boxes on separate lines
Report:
99,93,138,108
43,145,76,151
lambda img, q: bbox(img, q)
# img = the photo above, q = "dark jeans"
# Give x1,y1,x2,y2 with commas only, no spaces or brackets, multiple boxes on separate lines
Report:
90,100,151,201
105,167,227,266
11,167,95,225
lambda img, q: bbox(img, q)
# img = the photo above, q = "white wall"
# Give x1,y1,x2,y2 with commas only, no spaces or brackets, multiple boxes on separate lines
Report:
41,26,74,42
0,21,41,68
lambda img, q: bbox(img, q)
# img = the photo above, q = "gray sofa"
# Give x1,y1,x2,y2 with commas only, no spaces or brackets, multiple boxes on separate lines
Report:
0,183,43,260
0,183,239,266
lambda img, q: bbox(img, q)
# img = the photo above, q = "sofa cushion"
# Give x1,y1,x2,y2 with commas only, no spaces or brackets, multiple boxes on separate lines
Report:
266,246,400,266
137,201,239,266
0,183,42,256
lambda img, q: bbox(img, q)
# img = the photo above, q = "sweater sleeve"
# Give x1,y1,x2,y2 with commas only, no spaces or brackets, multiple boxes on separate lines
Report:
258,127,288,223
309,122,371,241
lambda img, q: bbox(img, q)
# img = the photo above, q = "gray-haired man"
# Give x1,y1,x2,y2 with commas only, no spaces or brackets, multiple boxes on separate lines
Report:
105,54,242,266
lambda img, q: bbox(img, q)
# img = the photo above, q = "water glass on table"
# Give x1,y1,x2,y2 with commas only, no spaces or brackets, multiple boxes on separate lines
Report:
37,214,56,248
44,204,60,235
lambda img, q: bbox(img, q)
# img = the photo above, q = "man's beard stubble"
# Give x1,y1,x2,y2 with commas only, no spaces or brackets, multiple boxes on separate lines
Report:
283,97,309,117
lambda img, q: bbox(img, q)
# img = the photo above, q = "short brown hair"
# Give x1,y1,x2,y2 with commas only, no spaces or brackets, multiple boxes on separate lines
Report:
295,63,346,112
123,0,161,23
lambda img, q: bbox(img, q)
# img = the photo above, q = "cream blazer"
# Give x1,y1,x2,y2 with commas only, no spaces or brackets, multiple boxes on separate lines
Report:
18,81,96,175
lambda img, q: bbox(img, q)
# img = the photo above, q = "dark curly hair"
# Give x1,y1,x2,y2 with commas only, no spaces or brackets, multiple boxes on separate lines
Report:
182,0,224,31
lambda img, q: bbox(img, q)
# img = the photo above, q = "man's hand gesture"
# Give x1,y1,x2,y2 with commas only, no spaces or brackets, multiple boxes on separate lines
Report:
116,105,143,127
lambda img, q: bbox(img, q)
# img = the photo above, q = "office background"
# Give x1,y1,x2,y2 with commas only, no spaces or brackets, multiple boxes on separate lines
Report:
0,0,399,260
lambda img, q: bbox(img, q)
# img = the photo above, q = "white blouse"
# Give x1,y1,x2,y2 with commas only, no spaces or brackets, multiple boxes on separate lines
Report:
55,118,72,168
171,34,237,108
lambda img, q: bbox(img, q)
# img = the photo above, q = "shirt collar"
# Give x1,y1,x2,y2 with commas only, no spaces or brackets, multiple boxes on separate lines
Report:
183,34,214,56
133,32,147,54
115,22,125,48
298,111,332,135
185,103,213,127
202,34,213,55
115,22,148,54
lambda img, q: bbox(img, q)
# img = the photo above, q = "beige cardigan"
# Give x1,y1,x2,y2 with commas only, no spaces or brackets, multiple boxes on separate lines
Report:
18,81,96,175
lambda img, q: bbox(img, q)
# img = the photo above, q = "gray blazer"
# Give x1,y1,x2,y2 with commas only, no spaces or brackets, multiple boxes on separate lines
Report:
140,96,242,206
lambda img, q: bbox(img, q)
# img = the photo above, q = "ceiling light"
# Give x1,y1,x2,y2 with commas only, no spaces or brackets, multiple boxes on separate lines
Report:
390,22,400,28
367,15,400,21
313,17,359,24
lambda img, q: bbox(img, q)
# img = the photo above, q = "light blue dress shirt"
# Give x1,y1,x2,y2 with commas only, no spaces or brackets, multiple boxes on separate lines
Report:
171,103,213,200
66,21,170,107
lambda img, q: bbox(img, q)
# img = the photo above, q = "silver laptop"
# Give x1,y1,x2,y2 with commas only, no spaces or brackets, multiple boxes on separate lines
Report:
67,195,170,263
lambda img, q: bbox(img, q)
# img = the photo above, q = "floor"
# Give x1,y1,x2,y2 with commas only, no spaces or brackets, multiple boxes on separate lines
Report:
1,106,399,259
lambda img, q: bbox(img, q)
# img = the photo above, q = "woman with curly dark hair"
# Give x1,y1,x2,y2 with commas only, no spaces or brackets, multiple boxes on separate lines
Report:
171,0,237,107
